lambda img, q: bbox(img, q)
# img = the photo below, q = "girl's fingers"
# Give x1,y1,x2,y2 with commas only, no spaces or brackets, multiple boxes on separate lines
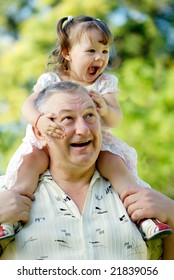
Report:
45,113,58,119
52,132,65,138
47,128,65,138
47,125,64,134
55,128,65,135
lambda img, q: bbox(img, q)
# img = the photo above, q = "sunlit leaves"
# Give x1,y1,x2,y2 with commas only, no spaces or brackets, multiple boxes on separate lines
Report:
0,0,173,197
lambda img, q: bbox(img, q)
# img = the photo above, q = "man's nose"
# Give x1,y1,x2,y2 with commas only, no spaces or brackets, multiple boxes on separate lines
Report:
75,118,90,135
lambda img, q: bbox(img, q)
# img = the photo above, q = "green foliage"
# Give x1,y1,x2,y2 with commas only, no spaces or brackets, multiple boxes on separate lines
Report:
113,57,174,198
0,0,173,199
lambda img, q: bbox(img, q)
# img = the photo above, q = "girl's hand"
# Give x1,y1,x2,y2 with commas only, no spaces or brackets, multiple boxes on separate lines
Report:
89,90,108,117
36,113,65,138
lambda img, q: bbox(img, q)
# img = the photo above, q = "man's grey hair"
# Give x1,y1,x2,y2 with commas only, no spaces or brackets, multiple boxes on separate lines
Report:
35,81,89,111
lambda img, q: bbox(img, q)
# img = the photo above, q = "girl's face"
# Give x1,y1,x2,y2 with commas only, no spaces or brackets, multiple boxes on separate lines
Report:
64,29,110,85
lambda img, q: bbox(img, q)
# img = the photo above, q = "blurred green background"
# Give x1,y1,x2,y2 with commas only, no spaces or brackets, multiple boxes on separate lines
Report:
0,0,174,198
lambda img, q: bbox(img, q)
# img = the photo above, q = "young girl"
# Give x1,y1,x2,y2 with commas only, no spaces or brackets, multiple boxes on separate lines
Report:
1,15,172,241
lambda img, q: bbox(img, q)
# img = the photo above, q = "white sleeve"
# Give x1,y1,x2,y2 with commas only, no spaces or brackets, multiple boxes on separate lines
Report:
97,74,120,96
33,72,61,91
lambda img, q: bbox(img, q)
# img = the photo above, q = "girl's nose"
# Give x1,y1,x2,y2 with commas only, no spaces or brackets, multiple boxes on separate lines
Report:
95,52,103,61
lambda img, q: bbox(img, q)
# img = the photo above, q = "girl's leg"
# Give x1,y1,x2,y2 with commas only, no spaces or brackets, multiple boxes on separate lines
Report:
0,147,49,240
97,150,173,241
12,146,49,198
97,150,139,197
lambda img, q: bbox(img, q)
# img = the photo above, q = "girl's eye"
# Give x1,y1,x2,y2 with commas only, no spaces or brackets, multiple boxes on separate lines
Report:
103,50,108,54
88,49,95,53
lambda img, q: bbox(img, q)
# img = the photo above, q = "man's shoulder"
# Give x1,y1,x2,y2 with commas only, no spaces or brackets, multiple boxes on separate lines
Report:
91,170,114,191
38,170,52,181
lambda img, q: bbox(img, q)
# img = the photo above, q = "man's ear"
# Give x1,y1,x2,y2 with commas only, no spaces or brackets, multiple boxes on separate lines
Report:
62,48,71,61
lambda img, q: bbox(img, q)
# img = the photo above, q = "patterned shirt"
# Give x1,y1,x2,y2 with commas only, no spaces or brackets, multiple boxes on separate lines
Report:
0,171,162,260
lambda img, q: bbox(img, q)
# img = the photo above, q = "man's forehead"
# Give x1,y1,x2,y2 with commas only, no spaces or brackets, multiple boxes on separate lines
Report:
44,91,95,112
58,105,96,114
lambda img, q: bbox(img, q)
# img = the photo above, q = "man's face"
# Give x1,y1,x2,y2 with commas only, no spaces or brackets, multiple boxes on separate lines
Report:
43,90,102,170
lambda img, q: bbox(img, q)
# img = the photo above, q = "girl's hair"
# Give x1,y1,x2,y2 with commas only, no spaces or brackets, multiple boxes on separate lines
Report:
47,15,113,76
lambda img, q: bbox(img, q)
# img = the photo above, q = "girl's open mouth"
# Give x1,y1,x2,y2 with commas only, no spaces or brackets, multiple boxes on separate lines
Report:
88,66,99,76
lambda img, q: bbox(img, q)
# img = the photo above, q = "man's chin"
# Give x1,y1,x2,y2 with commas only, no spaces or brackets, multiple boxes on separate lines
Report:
72,155,97,166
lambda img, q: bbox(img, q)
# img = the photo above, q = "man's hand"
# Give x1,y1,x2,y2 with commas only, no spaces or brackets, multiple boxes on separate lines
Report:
121,186,172,224
0,189,33,224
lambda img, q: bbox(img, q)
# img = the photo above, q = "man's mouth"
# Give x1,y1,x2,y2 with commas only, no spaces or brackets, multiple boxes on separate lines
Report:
70,140,91,147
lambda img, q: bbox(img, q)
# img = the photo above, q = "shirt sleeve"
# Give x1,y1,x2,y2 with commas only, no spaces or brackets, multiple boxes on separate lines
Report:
97,74,120,96
32,72,61,92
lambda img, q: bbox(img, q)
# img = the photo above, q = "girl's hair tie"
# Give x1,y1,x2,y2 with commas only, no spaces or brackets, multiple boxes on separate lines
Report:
35,112,44,129
67,15,73,22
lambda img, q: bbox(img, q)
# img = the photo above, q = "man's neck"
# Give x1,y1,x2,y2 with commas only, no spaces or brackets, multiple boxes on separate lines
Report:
49,165,95,214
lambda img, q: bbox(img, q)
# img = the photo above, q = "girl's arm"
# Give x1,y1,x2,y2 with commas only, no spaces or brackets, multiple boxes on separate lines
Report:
22,85,65,138
89,90,123,127
102,91,123,127
22,72,62,127
22,87,42,126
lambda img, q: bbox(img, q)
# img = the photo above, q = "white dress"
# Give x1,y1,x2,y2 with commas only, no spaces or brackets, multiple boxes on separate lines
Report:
5,72,150,188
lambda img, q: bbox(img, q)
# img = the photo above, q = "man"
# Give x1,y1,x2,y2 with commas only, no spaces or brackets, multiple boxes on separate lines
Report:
0,81,173,259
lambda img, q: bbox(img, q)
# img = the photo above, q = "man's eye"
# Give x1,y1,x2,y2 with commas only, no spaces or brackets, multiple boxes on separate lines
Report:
85,113,96,122
63,116,71,120
61,116,73,123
